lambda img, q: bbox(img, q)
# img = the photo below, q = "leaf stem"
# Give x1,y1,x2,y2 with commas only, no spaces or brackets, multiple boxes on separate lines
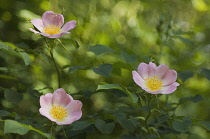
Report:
145,94,152,134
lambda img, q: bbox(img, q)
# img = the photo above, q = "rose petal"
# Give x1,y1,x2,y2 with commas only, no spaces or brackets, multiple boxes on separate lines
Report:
161,82,180,94
52,88,73,107
47,32,70,38
148,62,157,77
56,100,82,125
40,93,53,109
132,71,144,88
162,70,178,86
143,89,162,94
39,108,55,122
137,62,149,79
156,64,169,78
29,28,40,34
61,20,76,32
42,11,64,27
31,19,44,32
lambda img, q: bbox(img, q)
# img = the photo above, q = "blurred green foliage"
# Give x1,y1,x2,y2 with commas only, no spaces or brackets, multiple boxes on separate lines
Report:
1,0,210,138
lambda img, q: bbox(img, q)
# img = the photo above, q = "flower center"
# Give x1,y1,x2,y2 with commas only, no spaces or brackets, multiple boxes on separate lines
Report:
43,25,61,35
50,106,68,121
145,76,163,91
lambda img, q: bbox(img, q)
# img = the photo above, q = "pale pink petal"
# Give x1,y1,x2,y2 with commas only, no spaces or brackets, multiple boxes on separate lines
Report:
31,19,44,32
148,62,157,77
161,82,180,94
52,88,73,107
42,11,64,27
162,70,178,86
156,64,169,78
132,71,145,88
39,108,56,122
137,63,149,79
29,28,40,34
66,100,83,114
56,100,82,125
40,93,53,109
61,20,76,32
47,32,70,38
39,32,51,37
143,89,162,94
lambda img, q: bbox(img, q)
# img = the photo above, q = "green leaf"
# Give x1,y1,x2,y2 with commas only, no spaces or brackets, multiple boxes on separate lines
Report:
19,51,31,66
95,119,115,134
179,94,203,103
97,83,122,91
201,68,210,80
89,44,114,55
125,89,138,103
3,120,52,138
0,42,10,50
4,120,29,135
71,121,92,130
172,119,192,133
4,89,23,104
121,50,137,63
115,113,135,131
0,67,9,72
198,121,210,130
68,65,90,72
92,64,112,77
178,71,194,82
157,114,169,124
173,36,195,46
39,53,49,64
0,110,10,117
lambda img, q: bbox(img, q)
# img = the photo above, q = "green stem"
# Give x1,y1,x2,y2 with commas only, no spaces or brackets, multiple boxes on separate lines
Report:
145,94,152,134
50,48,61,88
62,125,68,139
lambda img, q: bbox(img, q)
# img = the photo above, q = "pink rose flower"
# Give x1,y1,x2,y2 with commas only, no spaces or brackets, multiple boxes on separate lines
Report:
39,88,82,125
30,11,76,38
132,62,179,94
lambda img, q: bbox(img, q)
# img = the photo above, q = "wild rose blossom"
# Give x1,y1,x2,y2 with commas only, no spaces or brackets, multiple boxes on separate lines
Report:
30,11,76,38
39,88,82,125
132,62,179,94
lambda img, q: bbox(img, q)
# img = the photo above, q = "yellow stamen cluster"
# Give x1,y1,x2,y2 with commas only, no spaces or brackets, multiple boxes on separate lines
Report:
43,25,60,35
145,76,163,91
50,106,68,121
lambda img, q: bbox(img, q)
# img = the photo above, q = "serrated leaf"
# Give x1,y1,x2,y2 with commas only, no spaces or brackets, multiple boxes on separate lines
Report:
172,119,192,133
95,119,115,134
178,71,194,82
19,51,31,66
4,120,29,135
198,121,210,130
92,64,112,77
89,44,114,55
4,89,23,104
71,121,92,130
121,50,137,63
201,68,210,80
